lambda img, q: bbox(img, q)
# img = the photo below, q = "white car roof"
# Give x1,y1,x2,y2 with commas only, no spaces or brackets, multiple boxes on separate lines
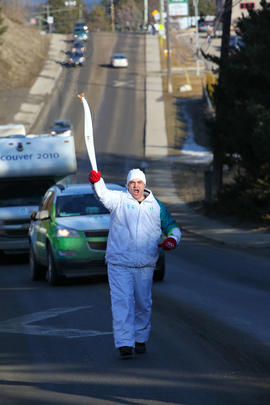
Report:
55,183,125,196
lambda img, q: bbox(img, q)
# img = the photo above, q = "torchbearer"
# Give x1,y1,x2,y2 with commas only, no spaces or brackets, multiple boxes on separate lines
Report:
89,168,181,359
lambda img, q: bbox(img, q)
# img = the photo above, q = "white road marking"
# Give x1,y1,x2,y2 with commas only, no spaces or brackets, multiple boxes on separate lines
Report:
0,306,112,339
113,80,134,88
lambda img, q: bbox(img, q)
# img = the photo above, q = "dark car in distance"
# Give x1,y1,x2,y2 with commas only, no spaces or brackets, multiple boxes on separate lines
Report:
71,40,85,53
69,50,85,67
49,120,72,136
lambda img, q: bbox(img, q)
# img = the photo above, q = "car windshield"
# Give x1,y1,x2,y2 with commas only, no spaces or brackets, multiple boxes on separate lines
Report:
53,121,69,128
56,194,109,217
113,55,126,59
75,23,86,29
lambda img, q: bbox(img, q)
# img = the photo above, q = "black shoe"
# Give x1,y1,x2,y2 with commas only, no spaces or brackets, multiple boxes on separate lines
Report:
135,342,146,354
119,346,133,359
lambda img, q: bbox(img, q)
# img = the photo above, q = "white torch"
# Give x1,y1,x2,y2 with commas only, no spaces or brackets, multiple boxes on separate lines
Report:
77,92,98,172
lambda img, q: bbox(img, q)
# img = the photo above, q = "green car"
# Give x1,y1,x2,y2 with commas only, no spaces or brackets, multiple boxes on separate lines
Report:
29,183,165,285
73,28,88,41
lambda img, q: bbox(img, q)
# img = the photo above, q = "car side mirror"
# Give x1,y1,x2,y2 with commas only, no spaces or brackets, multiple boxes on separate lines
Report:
36,209,50,220
30,210,37,220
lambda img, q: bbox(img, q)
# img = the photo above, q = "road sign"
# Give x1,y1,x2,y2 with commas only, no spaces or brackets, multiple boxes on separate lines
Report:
169,0,189,16
47,16,54,24
65,0,77,6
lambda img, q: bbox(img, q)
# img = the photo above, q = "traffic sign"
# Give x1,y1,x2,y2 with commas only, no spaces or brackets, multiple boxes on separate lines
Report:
169,0,189,16
47,16,54,24
65,0,77,6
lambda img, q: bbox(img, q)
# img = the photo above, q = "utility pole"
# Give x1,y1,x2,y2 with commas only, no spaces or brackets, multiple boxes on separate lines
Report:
212,0,233,197
79,4,83,19
220,0,232,67
46,4,52,34
166,0,172,93
110,0,115,32
144,0,148,26
193,0,200,76
160,0,164,25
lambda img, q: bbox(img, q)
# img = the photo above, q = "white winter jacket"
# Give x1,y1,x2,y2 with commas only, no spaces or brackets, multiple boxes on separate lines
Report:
94,179,181,268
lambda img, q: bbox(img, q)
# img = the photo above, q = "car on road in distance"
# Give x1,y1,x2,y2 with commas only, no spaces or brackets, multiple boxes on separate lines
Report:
198,21,213,33
74,21,88,33
111,53,128,68
49,119,72,136
29,183,165,285
71,40,85,53
69,50,85,67
73,28,88,41
229,35,244,53
213,22,223,37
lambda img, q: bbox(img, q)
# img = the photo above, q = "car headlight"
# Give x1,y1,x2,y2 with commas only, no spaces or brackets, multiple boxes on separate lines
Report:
56,227,80,238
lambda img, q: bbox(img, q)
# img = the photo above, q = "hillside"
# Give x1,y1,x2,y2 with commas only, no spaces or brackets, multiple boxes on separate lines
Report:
0,14,49,91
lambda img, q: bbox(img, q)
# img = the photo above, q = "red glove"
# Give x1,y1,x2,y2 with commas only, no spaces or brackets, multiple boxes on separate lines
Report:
88,170,101,184
158,237,177,251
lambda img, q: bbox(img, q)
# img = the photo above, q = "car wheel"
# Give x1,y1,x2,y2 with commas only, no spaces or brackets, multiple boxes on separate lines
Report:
29,243,46,281
47,245,60,286
153,254,165,282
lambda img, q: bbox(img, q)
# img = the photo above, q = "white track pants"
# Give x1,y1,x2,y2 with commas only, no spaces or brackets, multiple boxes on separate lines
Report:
107,263,154,348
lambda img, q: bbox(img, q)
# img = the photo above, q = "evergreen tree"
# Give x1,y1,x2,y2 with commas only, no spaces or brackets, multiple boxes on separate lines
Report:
209,0,270,221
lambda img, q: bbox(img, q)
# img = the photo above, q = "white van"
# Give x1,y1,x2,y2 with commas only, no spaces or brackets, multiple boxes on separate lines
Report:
0,128,77,254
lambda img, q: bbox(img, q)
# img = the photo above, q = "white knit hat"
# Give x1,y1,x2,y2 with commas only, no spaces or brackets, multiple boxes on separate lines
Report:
126,168,146,185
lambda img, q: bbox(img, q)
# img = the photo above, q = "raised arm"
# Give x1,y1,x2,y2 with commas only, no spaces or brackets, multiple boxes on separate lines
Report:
89,169,122,211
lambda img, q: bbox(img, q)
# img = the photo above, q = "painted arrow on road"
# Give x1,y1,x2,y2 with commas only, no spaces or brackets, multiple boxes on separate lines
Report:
0,306,112,339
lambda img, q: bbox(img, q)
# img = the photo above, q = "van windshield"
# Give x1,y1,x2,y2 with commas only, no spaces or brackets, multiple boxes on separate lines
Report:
0,179,54,207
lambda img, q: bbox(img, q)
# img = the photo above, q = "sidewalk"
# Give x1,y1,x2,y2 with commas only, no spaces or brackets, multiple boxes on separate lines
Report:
145,34,270,249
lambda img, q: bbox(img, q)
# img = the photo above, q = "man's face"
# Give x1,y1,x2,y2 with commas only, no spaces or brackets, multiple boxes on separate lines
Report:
128,179,145,202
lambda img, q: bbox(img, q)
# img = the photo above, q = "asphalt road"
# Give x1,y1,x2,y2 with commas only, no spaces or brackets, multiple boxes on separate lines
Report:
31,32,146,184
1,236,269,404
1,32,270,404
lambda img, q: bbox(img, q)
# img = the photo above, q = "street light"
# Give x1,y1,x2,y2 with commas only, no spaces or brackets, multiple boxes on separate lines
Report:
193,0,200,76
110,0,115,32
166,0,172,93
144,0,148,26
